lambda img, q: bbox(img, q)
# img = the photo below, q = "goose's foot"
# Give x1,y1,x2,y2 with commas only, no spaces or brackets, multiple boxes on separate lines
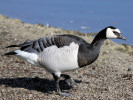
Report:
61,74,77,87
66,78,77,86
52,73,71,97
57,91,71,96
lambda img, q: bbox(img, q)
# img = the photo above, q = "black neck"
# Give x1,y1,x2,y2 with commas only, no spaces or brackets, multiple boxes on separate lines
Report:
91,29,106,47
91,37,106,47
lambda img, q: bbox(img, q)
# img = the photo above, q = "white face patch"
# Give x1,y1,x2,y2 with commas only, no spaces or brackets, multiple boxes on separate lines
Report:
106,28,119,39
114,29,121,33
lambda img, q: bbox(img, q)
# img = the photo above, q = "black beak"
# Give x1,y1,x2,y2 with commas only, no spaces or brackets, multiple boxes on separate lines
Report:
119,34,126,40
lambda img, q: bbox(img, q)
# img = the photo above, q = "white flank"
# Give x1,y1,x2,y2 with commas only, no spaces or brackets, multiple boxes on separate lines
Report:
15,50,39,66
38,42,79,73
106,28,118,39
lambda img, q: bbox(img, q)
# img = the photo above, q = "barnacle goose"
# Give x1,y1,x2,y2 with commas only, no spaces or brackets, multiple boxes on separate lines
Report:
4,26,126,96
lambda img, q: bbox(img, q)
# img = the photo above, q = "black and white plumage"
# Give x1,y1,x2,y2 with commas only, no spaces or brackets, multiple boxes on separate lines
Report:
4,26,126,96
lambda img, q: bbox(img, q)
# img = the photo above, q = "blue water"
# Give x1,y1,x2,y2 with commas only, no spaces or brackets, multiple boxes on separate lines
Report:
0,0,133,45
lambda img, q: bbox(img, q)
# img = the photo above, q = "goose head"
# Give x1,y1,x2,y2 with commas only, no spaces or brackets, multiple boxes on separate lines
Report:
106,26,126,40
91,26,126,46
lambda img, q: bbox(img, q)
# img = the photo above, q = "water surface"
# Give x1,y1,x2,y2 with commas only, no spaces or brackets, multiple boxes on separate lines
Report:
0,0,132,45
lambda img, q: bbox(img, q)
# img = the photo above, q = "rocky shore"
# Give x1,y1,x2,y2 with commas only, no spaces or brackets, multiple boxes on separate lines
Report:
0,14,133,100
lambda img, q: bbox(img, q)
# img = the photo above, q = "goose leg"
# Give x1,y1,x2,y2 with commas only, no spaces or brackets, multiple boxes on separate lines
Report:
61,74,77,86
52,73,71,96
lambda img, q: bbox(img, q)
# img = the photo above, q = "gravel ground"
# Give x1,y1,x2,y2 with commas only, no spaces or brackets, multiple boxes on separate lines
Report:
0,14,133,100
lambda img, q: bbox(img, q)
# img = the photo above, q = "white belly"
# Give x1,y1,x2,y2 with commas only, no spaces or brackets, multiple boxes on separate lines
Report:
38,42,79,73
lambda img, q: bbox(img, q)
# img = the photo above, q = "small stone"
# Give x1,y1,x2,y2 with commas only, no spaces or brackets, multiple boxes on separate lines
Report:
1,89,5,93
29,94,33,98
92,66,95,70
127,67,131,71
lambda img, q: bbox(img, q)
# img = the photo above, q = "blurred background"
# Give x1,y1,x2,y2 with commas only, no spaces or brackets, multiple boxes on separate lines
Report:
0,0,132,45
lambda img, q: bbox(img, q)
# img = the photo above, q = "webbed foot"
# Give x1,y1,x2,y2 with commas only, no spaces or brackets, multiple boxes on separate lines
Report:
58,91,71,96
66,78,77,86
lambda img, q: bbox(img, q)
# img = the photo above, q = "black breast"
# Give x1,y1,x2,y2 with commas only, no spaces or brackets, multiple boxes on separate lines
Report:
78,43,99,67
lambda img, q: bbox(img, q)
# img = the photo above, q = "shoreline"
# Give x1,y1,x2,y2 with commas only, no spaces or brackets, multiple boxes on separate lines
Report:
0,14,133,55
0,14,133,99
1,14,132,46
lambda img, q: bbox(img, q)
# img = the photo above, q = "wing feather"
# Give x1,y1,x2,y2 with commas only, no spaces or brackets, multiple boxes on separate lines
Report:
7,34,88,54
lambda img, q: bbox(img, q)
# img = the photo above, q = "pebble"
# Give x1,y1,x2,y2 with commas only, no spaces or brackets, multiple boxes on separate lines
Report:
127,67,131,71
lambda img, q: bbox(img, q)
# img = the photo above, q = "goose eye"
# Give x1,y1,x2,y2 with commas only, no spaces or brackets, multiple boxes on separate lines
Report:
113,31,120,35
113,31,118,33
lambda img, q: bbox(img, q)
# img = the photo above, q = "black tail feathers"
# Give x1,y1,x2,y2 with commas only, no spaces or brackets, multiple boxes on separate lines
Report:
5,45,19,48
4,51,17,56
4,44,18,55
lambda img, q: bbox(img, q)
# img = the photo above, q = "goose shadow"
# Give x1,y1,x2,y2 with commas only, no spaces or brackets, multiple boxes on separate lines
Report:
0,76,82,93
